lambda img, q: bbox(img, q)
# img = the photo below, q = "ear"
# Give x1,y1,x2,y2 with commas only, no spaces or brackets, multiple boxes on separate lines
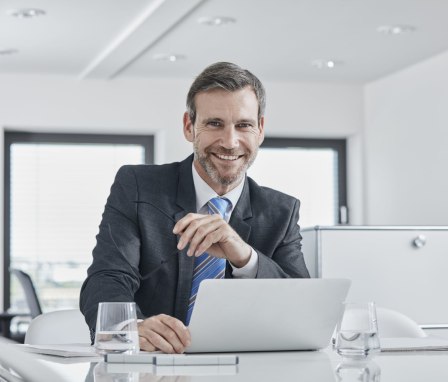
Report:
183,112,194,142
257,116,265,146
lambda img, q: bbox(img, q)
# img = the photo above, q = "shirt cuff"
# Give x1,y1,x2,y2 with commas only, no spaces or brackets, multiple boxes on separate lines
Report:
230,247,258,278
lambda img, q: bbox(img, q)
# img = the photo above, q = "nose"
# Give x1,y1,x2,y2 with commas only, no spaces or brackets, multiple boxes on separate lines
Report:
220,126,239,150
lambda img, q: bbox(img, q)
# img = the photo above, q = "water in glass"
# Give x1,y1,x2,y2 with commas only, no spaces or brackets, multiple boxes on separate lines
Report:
95,330,139,353
336,331,380,358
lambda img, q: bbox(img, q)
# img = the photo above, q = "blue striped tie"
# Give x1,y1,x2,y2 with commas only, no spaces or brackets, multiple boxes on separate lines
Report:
186,197,230,325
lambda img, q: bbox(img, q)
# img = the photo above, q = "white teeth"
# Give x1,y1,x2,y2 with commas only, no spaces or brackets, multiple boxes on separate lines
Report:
216,154,239,161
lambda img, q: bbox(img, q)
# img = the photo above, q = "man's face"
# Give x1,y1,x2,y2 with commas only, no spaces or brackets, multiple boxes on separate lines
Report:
183,87,265,193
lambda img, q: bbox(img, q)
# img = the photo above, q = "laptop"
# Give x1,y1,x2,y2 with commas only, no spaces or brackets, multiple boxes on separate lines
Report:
186,278,350,353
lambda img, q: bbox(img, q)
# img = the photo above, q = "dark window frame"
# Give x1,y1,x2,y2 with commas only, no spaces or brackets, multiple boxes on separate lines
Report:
3,131,154,310
261,137,347,224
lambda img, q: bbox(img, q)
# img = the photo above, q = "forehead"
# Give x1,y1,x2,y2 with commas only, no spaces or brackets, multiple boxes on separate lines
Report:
194,87,258,118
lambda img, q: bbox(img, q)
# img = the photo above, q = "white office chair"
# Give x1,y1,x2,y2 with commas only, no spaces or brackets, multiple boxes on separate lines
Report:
376,307,426,338
25,309,91,345
0,338,67,381
342,306,426,339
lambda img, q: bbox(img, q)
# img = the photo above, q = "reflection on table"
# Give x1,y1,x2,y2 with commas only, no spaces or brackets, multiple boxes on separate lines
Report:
10,347,448,382
53,351,336,382
335,359,381,382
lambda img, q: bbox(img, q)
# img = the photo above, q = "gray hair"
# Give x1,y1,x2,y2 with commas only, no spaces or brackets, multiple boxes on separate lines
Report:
186,62,266,124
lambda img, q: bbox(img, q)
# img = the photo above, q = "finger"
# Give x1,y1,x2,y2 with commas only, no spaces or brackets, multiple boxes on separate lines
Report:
144,316,186,353
160,315,191,348
145,330,176,354
138,322,159,351
175,215,210,250
186,219,225,256
139,335,156,352
194,228,226,257
138,317,179,353
172,213,202,235
178,215,222,254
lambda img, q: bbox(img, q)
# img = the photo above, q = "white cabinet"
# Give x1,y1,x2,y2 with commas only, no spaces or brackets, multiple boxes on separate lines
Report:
301,226,448,326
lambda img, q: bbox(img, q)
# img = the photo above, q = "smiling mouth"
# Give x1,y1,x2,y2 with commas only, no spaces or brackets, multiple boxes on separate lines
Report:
212,153,243,161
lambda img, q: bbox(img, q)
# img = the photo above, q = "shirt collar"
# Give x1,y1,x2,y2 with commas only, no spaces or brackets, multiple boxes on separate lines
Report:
192,161,245,212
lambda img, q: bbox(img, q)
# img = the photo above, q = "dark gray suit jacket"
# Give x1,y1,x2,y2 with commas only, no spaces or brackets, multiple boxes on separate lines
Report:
80,155,309,332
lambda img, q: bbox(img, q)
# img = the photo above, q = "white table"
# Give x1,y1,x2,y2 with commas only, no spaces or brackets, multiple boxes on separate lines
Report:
29,348,448,382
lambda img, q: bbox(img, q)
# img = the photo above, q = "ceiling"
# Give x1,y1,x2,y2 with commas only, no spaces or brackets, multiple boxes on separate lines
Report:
1,0,448,83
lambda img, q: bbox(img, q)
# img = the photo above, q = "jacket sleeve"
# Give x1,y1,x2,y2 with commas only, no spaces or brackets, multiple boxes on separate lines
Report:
79,166,143,336
255,199,310,279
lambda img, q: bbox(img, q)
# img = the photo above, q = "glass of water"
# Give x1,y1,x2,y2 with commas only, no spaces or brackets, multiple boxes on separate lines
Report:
94,302,139,355
335,302,381,359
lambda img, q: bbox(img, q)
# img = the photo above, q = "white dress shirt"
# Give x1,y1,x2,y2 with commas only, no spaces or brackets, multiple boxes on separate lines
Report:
192,163,258,278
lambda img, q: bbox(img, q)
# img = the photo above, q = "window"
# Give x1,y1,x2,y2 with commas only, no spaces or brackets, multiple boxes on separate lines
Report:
4,132,154,313
248,137,347,227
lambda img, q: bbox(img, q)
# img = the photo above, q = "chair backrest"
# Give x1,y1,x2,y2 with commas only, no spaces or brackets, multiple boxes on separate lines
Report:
10,269,42,318
341,306,427,338
25,309,91,345
377,307,427,338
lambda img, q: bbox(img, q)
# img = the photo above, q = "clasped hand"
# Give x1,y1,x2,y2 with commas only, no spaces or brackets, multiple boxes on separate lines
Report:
173,212,251,268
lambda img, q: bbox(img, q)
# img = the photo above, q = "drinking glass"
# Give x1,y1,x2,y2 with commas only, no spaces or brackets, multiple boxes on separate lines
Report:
94,302,139,355
335,302,381,359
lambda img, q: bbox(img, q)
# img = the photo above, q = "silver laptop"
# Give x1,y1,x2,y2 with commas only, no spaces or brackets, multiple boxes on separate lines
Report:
186,278,350,353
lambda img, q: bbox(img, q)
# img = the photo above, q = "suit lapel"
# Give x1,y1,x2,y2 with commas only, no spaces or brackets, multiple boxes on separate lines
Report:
229,177,252,243
173,156,196,323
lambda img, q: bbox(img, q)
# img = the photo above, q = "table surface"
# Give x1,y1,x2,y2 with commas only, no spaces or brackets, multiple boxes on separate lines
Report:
23,346,448,382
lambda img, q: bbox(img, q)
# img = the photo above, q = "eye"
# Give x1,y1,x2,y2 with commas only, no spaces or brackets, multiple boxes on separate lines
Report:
206,120,222,127
236,122,253,129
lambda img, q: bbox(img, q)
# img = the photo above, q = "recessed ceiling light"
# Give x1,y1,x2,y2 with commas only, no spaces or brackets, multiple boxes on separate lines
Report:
7,8,46,18
377,25,416,35
0,48,19,55
197,16,236,26
152,53,186,62
311,59,342,69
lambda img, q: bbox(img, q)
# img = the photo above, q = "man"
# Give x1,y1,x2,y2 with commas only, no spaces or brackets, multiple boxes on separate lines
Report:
80,62,310,354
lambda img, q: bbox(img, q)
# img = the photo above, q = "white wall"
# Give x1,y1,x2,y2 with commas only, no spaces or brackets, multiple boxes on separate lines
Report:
0,76,194,163
364,50,448,224
0,74,363,309
0,75,363,163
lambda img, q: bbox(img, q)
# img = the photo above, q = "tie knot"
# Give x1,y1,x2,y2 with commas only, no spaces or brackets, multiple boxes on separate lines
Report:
207,197,231,218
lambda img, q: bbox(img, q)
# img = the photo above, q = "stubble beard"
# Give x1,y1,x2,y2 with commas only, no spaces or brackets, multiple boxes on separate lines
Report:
194,141,258,187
